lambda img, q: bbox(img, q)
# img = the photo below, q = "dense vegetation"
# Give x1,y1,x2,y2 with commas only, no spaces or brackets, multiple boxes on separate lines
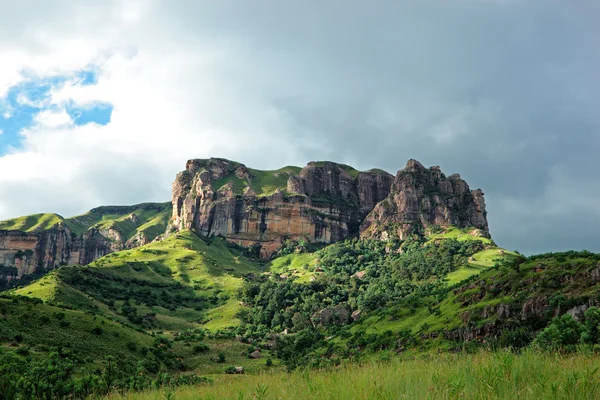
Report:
239,236,487,337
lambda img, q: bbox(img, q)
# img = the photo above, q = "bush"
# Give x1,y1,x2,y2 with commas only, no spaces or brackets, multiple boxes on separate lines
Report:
91,326,103,335
224,366,238,374
193,343,210,353
532,314,583,350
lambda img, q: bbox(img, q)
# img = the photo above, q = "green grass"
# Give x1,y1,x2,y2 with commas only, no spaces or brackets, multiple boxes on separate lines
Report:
17,230,265,332
211,166,302,197
445,248,520,285
67,202,171,238
105,351,600,400
248,166,302,196
427,226,493,245
0,203,172,243
268,252,318,283
0,213,66,232
0,296,152,363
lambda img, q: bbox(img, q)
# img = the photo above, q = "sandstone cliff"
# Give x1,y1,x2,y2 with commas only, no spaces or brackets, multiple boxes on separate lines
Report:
171,158,488,255
171,158,394,257
360,159,488,240
0,202,171,285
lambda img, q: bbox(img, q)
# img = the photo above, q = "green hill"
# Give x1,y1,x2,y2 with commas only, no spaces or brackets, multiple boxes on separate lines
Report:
0,213,66,232
15,230,264,332
0,202,172,239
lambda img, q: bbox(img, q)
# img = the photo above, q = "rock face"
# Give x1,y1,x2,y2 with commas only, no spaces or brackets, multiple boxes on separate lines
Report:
360,159,489,240
171,158,394,257
0,224,114,283
0,203,171,285
171,158,488,256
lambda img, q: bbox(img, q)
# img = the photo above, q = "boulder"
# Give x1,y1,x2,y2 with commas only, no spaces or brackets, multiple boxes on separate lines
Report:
566,305,588,322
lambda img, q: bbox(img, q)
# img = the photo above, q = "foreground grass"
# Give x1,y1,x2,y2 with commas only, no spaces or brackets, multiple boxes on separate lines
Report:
107,351,600,400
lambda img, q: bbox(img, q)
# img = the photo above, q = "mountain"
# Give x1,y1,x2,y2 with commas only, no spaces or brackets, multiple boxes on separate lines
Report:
171,158,488,256
0,202,171,287
1,157,599,398
1,157,487,286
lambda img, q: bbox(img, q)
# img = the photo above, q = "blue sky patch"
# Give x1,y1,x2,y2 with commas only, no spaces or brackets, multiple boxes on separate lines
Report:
67,103,113,126
0,70,111,155
77,70,99,86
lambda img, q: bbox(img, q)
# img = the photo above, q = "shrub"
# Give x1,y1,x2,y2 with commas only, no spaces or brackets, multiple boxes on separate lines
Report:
224,366,238,374
532,314,583,350
193,343,210,353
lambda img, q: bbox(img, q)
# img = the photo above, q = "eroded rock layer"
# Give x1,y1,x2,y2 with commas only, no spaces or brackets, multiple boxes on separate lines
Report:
171,158,488,256
171,159,394,257
0,203,171,284
360,159,488,240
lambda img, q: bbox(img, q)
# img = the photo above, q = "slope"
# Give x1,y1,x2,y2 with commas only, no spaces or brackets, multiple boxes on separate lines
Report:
0,202,171,241
0,213,66,232
350,250,600,349
15,230,265,332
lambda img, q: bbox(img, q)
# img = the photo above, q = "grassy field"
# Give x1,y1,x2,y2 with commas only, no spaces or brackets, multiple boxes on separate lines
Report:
106,351,600,400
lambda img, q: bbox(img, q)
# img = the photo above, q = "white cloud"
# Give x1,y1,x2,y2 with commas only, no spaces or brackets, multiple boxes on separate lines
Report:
34,109,73,128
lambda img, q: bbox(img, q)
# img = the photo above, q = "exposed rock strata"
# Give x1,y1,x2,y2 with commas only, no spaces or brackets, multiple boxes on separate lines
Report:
0,203,171,283
360,159,488,240
171,159,394,257
172,158,489,257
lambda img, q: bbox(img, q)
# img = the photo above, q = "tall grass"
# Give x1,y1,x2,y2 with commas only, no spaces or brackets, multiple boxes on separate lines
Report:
106,350,600,399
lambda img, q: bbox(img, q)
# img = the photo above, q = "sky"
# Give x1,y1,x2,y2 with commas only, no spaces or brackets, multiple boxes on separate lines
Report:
0,0,598,254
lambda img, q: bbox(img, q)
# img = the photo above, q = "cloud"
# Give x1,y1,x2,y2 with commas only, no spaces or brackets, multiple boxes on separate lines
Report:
34,109,73,128
0,0,598,255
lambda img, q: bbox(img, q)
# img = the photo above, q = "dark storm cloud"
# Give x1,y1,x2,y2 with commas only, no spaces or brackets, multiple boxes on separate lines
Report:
155,0,600,253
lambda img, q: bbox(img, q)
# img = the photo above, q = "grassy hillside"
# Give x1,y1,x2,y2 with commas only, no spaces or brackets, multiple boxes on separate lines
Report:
0,213,66,232
5,221,600,398
0,202,172,241
0,295,152,363
15,230,264,332
66,202,172,238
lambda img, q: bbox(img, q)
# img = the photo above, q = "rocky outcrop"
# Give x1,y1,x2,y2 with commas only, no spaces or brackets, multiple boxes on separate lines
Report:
311,304,351,326
360,159,489,240
0,203,171,285
171,158,489,256
1,224,73,280
171,159,394,257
